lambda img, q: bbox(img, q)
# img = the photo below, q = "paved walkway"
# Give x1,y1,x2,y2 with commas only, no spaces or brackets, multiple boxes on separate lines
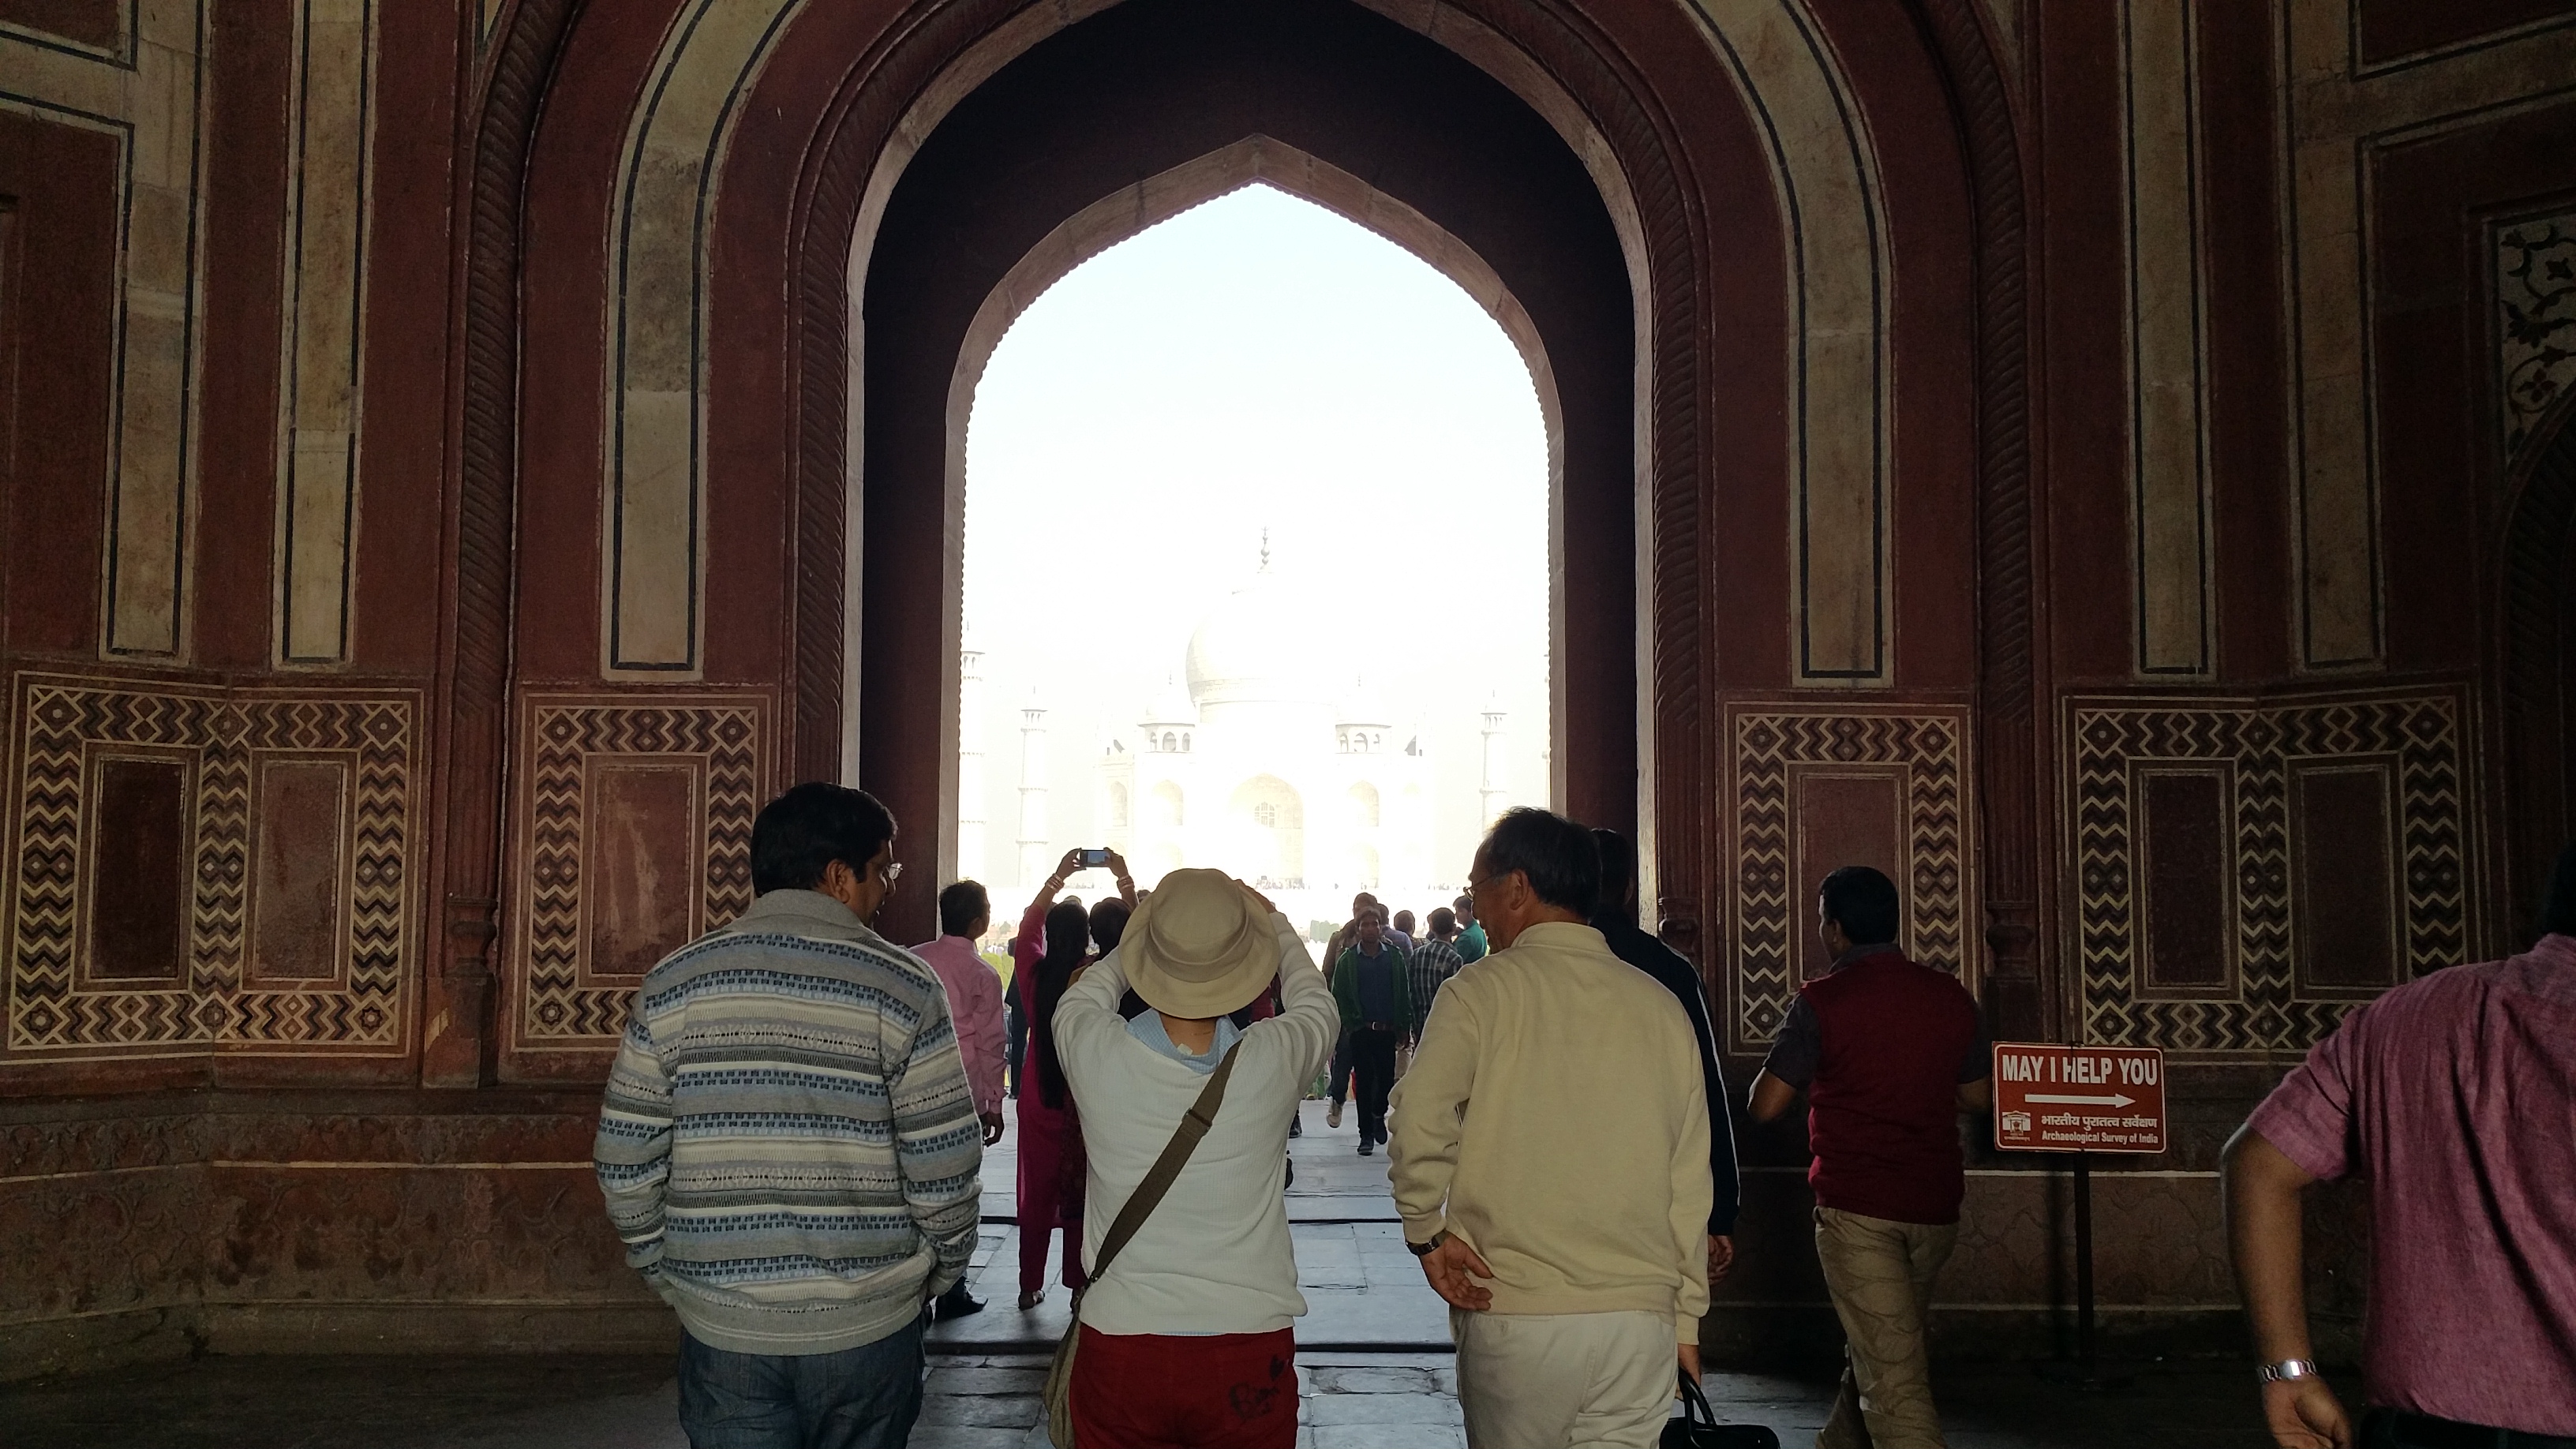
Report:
0,1102,2320,1446
0,1347,2321,1447
933,1099,1447,1352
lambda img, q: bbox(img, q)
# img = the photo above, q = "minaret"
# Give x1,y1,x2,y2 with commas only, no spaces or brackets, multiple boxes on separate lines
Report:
957,630,986,882
1016,687,1050,889
1479,694,1510,826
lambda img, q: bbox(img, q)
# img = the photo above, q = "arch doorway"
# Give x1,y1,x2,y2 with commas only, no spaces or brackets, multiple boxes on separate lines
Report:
846,0,1642,938
1227,775,1309,888
2500,390,2576,942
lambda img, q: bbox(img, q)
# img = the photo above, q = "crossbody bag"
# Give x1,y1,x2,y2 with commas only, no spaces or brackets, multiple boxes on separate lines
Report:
1043,1040,1245,1449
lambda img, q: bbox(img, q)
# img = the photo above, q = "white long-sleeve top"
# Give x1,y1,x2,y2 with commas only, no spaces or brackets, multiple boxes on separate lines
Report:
1053,912,1340,1335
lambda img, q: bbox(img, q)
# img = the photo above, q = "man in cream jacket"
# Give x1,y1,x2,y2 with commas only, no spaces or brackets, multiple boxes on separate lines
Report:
1391,807,1713,1449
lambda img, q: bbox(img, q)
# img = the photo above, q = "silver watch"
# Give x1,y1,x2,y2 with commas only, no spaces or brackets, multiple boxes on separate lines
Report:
2256,1359,2320,1384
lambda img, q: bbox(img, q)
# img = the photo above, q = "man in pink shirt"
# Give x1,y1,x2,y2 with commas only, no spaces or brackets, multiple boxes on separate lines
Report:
2225,843,2576,1449
913,880,1009,1323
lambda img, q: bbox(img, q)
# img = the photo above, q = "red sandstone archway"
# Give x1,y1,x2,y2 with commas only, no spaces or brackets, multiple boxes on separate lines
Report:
2498,387,2576,942
448,0,2030,1078
836,0,1639,943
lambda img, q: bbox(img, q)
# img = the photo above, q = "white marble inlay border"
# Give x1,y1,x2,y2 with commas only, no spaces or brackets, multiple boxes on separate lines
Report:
2122,0,2215,676
1680,0,1893,686
0,4,208,660
601,0,810,676
275,0,380,666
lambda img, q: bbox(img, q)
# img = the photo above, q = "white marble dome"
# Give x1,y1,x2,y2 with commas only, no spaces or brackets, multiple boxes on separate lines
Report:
1185,561,1332,709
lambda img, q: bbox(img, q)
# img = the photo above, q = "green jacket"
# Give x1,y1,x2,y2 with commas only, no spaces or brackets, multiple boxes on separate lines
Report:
1331,943,1414,1033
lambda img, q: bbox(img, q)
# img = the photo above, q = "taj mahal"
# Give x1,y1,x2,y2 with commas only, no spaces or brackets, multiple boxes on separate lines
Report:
957,545,1513,925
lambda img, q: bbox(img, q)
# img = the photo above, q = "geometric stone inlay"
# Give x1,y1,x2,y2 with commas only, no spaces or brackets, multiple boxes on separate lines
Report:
2067,689,2468,1058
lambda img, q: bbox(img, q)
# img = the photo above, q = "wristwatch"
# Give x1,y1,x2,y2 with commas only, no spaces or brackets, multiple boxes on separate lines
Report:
2256,1359,2320,1384
1406,1230,1449,1258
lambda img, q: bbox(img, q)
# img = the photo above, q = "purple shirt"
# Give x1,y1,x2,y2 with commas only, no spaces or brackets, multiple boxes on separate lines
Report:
2248,934,2576,1434
911,934,1007,1118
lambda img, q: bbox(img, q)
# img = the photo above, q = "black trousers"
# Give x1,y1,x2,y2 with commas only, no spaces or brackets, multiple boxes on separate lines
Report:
1329,1028,1354,1105
2366,1410,2576,1449
1350,1027,1400,1142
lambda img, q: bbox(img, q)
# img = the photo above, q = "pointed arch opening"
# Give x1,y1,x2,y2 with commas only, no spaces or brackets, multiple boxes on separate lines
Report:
845,0,1642,931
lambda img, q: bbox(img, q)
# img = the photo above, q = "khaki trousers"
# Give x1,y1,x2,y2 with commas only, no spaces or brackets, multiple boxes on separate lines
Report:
1451,1308,1674,1449
1814,1207,1956,1449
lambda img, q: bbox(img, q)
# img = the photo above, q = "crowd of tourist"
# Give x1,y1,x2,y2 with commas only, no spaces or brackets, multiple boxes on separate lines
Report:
594,779,2576,1449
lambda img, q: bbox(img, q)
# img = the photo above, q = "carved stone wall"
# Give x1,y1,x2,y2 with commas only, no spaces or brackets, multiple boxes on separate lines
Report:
0,1095,660,1381
1726,705,1975,1055
2498,211,2576,459
501,693,769,1068
2065,687,2471,1058
4,674,419,1063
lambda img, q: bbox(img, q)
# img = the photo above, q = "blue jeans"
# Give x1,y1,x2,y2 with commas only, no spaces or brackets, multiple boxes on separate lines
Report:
676,1312,926,1449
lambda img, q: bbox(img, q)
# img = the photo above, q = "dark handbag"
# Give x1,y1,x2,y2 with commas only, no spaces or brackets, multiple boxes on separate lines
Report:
1662,1371,1782,1449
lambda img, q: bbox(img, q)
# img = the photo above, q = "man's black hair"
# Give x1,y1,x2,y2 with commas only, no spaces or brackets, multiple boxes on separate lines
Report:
1818,865,1901,946
2540,841,2576,938
938,880,990,938
1478,807,1600,919
1091,898,1133,951
749,782,895,895
1590,827,1638,924
1428,906,1456,936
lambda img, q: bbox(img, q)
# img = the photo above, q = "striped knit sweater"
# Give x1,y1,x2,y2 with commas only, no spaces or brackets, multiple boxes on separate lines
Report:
593,889,983,1355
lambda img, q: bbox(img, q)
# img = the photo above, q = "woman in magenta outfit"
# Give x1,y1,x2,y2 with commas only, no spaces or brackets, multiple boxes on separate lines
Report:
1011,849,1136,1309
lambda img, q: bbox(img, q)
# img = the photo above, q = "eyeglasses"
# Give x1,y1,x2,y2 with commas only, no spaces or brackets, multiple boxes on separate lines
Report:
1465,871,1510,898
878,860,904,886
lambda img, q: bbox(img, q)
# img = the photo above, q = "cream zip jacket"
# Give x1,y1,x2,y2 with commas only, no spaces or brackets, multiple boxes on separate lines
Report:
1388,919,1712,1341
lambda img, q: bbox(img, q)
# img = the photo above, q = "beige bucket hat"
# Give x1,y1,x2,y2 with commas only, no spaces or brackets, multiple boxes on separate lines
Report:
1120,868,1277,1018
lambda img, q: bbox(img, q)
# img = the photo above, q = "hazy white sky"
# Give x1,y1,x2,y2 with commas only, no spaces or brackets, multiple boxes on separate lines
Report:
960,183,1552,888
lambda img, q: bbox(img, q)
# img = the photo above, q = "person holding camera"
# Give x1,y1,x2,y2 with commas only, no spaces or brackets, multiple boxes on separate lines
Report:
1010,849,1137,1312
1051,869,1339,1447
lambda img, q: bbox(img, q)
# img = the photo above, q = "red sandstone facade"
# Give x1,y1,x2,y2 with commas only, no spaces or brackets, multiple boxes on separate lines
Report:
2,0,2572,1376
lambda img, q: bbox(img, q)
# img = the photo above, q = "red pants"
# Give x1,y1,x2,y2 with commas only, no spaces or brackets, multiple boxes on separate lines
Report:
1015,1090,1088,1295
1069,1324,1297,1449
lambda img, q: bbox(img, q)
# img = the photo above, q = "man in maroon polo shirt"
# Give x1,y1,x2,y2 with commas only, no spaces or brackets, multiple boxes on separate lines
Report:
1750,866,1990,1449
2223,841,2576,1449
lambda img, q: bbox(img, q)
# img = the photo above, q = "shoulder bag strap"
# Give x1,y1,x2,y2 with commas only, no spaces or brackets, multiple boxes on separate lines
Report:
1085,1040,1244,1284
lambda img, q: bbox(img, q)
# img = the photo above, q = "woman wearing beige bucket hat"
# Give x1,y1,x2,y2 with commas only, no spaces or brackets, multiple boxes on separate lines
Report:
1049,867,1341,1448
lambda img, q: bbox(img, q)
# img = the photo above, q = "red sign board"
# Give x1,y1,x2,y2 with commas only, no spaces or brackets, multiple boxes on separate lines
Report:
1990,1043,2167,1154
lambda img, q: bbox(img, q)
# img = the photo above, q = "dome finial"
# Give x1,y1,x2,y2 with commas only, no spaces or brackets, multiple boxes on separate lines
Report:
1260,526,1271,572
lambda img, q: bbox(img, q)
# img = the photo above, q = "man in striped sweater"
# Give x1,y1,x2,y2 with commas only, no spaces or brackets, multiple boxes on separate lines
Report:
595,783,983,1449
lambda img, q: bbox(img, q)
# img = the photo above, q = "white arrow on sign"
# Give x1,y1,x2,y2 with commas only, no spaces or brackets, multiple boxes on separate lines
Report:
2024,1093,2136,1108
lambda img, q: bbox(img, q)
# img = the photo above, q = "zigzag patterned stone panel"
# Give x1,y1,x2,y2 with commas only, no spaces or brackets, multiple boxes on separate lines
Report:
507,694,767,1050
2065,690,2469,1057
6,674,417,1058
1728,706,1974,1055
